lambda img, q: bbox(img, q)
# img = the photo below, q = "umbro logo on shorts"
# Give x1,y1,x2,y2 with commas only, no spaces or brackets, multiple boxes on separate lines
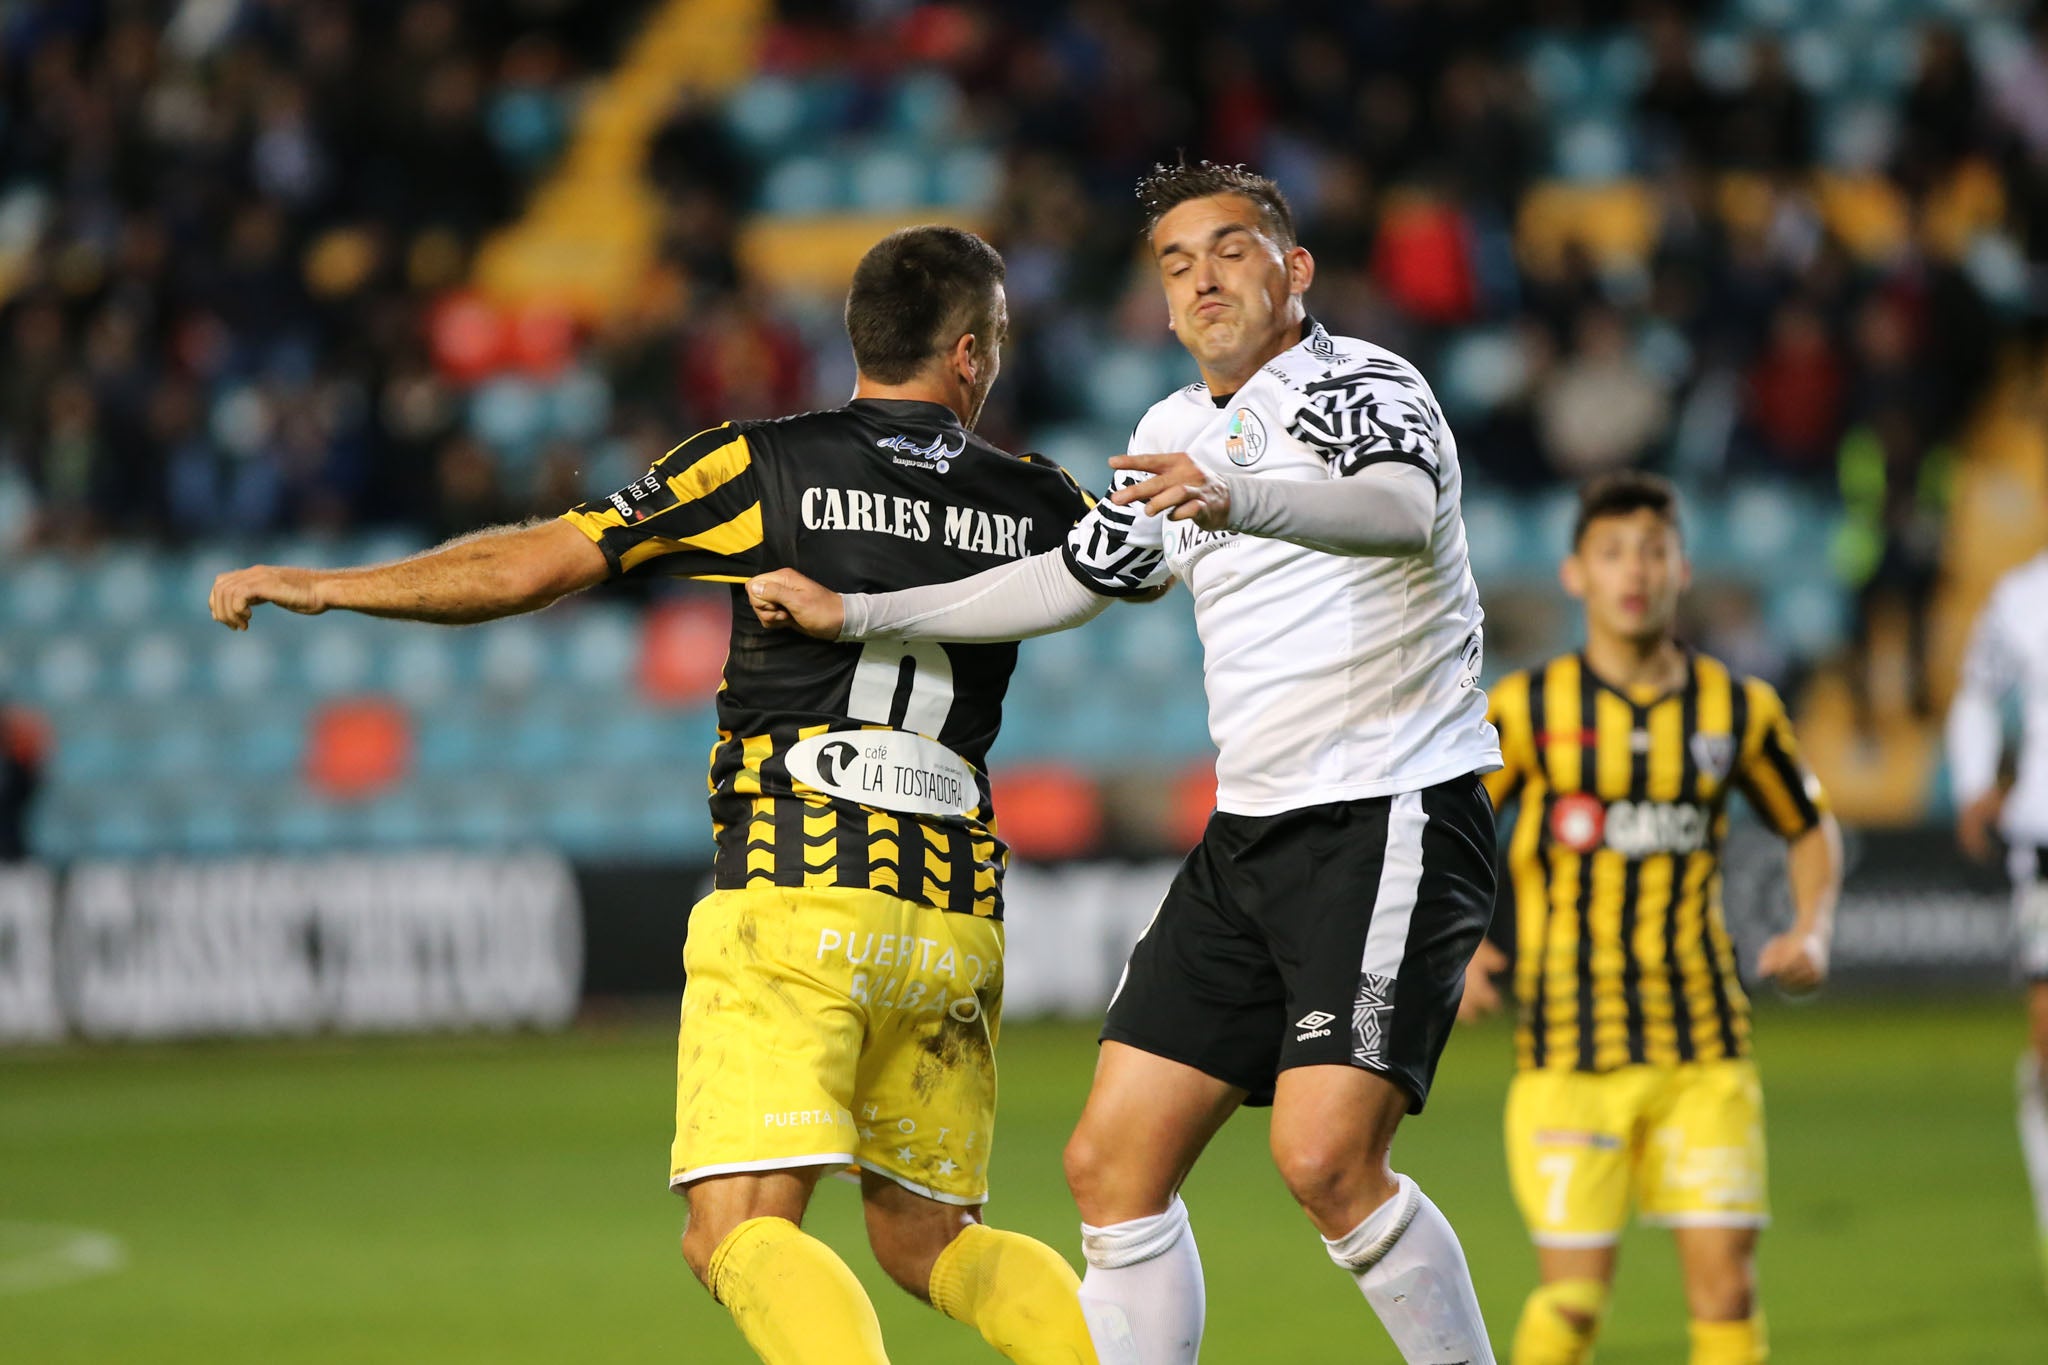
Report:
1295,1010,1336,1041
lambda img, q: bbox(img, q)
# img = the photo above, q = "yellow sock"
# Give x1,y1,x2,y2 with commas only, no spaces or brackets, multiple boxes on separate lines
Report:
928,1222,1099,1364
1511,1278,1607,1365
706,1216,889,1365
1689,1314,1767,1364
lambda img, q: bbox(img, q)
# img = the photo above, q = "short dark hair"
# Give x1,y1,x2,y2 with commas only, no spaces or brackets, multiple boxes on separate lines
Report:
1572,471,1683,548
1136,159,1297,248
845,226,1006,384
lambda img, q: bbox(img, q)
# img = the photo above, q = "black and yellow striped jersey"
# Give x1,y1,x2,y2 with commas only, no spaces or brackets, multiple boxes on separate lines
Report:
561,398,1091,918
1482,651,1827,1073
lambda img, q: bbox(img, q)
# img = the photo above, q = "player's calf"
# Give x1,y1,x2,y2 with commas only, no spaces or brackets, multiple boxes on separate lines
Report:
1675,1227,1764,1364
863,1174,1098,1364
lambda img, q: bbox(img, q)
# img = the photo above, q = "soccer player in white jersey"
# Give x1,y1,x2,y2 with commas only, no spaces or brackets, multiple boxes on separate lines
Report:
749,161,1504,1364
1947,545,2048,1290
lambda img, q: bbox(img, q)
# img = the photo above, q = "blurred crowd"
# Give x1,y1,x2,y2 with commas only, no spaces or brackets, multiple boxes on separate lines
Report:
0,0,631,548
3,0,2044,691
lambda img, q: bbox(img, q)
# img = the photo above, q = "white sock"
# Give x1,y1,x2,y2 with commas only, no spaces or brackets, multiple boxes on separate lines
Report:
1324,1175,1497,1365
2018,1055,2048,1237
1077,1196,1205,1365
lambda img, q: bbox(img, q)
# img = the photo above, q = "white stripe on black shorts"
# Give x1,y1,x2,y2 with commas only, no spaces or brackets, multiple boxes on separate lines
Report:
1101,772,1496,1111
2014,844,2048,981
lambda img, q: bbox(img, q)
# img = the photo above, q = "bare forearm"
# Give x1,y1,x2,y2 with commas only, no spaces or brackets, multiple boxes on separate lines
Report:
1787,815,1844,939
1944,686,2004,806
322,521,606,624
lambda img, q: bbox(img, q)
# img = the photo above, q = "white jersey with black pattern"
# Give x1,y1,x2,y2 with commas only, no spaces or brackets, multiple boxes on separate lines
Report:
1949,551,2048,846
1063,321,1501,815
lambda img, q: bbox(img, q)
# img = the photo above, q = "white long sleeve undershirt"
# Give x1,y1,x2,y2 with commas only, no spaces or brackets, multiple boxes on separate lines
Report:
839,463,1437,644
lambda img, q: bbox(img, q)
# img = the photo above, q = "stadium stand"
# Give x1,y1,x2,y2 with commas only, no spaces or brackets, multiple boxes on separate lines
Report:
3,0,2046,857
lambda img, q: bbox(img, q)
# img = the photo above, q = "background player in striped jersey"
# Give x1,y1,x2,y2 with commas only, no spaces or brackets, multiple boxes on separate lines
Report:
1946,546,2048,1290
212,227,1100,1365
1463,473,1843,1365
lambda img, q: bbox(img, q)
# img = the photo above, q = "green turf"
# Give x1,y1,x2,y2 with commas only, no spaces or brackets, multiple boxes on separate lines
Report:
3,996,2044,1362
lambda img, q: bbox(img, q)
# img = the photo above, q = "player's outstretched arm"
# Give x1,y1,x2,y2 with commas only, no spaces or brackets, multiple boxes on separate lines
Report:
1110,453,1434,557
209,519,609,630
749,551,1113,645
1758,812,1843,993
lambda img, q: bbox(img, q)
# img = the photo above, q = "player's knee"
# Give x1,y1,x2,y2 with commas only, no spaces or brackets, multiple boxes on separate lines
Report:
1270,1129,1391,1226
680,1213,739,1288
1684,1252,1756,1322
1063,1122,1127,1220
1514,1278,1609,1363
866,1222,944,1303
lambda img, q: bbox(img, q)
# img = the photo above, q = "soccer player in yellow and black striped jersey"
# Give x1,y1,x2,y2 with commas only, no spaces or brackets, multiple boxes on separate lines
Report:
1464,472,1843,1365
209,227,1101,1365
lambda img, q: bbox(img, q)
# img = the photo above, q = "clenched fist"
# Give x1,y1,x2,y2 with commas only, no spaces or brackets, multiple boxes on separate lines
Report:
210,566,327,630
747,569,844,640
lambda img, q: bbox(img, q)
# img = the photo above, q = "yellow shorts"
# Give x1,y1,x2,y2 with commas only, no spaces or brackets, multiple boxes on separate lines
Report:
1505,1060,1769,1247
672,886,1004,1206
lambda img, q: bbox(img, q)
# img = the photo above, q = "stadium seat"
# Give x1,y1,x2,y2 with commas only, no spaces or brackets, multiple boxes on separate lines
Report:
414,707,488,777
90,551,161,627
638,597,729,704
33,638,102,706
1821,99,1900,172
177,794,251,855
477,619,550,695
209,632,281,700
444,787,532,847
889,71,963,141
7,558,72,630
269,799,346,853
1524,39,1591,109
88,796,171,858
563,608,641,689
471,375,548,455
1087,346,1176,427
296,627,377,697
1554,118,1635,182
120,632,195,701
386,632,461,705
1788,28,1850,95
506,710,579,774
361,790,437,849
933,148,1000,209
726,74,807,154
1769,581,1851,656
545,368,612,442
1461,493,1523,580
139,724,214,783
989,765,1103,859
759,155,841,216
305,698,413,800
848,149,927,212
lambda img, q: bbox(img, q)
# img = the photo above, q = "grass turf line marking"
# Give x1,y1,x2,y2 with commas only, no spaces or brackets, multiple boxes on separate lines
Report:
0,1222,127,1295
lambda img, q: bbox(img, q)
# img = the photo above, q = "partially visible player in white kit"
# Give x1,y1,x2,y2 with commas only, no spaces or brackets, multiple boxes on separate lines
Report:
749,161,1503,1364
1947,546,2048,1291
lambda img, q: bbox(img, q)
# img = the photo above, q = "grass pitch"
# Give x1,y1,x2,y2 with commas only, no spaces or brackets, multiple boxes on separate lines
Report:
3,995,2044,1363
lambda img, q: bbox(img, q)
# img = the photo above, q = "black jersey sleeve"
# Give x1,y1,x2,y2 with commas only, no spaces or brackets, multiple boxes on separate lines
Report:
560,423,767,582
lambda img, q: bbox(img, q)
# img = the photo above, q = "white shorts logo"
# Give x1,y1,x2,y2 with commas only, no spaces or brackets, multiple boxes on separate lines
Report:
1295,1009,1336,1041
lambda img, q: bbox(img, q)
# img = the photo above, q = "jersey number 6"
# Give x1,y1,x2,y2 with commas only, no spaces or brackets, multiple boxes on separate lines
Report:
848,641,956,737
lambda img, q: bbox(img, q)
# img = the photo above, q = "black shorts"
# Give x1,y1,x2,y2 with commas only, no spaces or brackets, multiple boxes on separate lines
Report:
1102,773,1496,1111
